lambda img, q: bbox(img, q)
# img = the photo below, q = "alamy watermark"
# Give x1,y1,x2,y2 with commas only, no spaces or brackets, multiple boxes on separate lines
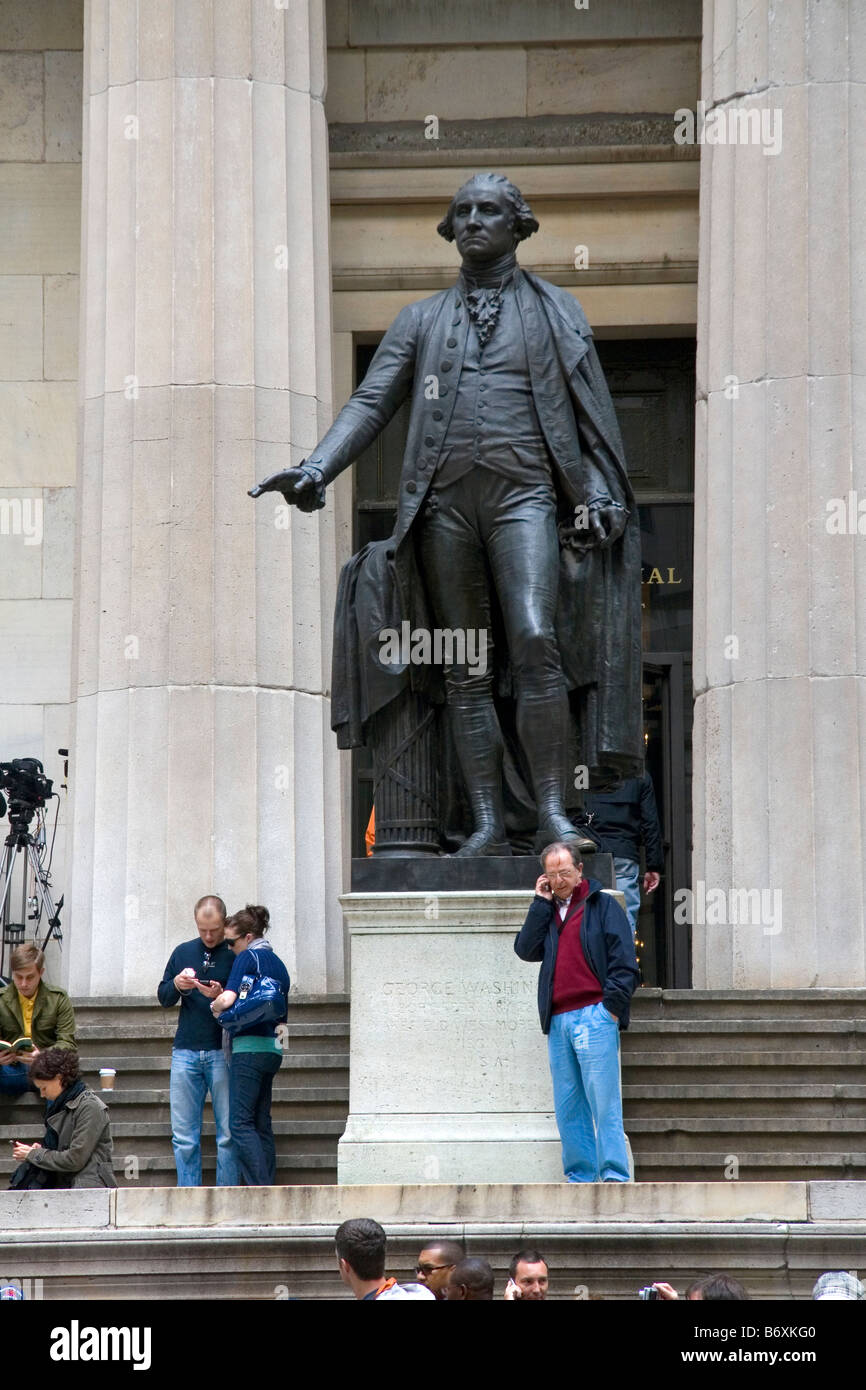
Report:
379,621,488,676
674,101,782,157
0,496,43,546
674,881,782,936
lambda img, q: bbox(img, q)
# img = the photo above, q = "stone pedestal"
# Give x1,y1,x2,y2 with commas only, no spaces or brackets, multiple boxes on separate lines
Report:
338,888,625,1185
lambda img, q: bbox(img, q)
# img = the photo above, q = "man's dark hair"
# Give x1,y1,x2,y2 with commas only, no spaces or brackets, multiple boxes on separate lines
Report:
509,1248,549,1278
422,1238,465,1266
335,1218,387,1281
450,1257,495,1298
686,1273,750,1301
437,172,539,244
194,895,226,920
30,1047,81,1088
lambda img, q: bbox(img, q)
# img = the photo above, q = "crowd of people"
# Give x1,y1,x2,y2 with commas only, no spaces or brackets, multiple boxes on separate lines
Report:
333,1221,865,1302
0,898,290,1191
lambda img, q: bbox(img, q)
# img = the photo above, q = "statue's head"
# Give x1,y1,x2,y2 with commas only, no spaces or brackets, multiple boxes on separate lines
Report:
437,173,539,263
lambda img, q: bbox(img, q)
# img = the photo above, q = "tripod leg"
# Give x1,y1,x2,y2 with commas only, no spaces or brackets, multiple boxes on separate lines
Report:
25,841,61,949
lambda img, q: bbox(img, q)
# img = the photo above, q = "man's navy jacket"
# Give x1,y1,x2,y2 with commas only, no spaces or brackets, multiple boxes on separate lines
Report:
514,879,640,1034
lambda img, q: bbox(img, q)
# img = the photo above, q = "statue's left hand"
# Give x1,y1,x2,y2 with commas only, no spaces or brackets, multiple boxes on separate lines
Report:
588,502,628,548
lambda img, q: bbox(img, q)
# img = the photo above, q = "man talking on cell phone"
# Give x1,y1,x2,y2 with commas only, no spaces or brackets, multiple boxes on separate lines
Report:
515,843,639,1183
157,895,238,1186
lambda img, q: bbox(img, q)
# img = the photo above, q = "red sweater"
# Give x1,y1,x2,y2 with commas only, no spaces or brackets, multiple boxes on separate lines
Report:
551,879,603,1016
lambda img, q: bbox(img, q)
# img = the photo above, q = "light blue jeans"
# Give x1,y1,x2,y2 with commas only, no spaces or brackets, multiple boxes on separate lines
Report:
613,856,641,939
548,1002,630,1182
170,1048,238,1186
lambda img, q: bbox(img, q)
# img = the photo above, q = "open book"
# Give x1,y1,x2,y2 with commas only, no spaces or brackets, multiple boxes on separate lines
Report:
0,1037,35,1055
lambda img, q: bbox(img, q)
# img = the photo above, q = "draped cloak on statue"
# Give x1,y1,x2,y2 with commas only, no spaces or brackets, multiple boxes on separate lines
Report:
315,269,643,843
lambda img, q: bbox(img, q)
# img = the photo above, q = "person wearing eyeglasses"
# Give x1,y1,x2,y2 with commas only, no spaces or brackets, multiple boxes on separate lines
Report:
210,904,290,1185
414,1240,465,1300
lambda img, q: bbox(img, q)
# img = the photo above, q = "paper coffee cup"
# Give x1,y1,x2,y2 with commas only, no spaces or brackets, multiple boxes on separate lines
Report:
99,1068,116,1090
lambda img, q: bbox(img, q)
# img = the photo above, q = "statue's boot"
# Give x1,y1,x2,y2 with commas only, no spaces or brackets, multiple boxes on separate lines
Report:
449,697,512,857
519,680,597,856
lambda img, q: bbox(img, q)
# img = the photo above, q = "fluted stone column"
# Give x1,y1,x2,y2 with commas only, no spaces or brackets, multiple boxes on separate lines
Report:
68,0,344,993
693,0,866,985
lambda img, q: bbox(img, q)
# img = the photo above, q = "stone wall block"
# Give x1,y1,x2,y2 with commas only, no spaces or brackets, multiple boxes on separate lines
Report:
67,692,97,994
0,52,43,160
168,386,214,684
84,0,108,96
0,276,43,381
72,397,105,699
285,90,321,401
851,84,866,376
0,165,81,275
853,380,866,670
44,274,79,380
0,489,42,598
365,46,527,123
324,49,365,123
45,51,83,163
806,0,850,83
42,485,76,599
172,77,214,384
134,78,174,389
0,382,76,486
214,77,254,386
527,41,698,118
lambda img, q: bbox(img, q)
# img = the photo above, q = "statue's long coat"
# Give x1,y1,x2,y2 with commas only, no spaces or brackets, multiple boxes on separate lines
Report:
317,268,643,799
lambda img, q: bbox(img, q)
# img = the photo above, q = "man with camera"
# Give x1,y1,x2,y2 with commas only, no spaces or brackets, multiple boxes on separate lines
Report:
0,943,76,1097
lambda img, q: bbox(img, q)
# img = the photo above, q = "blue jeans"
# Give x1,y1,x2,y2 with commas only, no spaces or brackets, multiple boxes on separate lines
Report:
170,1048,237,1186
0,1063,31,1097
229,1050,282,1186
613,857,640,938
548,1002,630,1182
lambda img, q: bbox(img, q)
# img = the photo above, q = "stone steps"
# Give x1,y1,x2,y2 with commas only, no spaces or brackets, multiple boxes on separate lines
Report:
0,996,351,1187
4,991,866,1183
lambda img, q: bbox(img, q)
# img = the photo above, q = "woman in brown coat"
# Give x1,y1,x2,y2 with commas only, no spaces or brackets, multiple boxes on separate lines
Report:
10,1048,116,1188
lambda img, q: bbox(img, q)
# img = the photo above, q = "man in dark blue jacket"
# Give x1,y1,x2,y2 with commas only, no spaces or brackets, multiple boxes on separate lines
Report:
157,894,237,1186
514,842,639,1182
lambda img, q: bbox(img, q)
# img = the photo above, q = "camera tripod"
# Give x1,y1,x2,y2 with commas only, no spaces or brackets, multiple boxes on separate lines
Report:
0,810,63,980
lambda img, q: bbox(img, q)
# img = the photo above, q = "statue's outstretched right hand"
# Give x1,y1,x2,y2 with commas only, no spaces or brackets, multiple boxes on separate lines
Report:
248,462,325,513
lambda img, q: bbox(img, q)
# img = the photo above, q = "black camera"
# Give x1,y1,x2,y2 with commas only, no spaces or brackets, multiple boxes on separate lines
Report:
0,758,53,825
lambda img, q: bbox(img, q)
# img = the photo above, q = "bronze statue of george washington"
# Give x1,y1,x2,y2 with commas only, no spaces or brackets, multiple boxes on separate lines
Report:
251,173,643,857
